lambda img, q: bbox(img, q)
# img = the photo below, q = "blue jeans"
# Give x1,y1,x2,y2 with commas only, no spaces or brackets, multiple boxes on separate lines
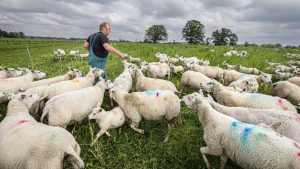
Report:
88,51,109,84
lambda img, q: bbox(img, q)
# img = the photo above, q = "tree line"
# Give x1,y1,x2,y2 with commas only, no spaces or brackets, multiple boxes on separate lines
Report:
0,29,25,38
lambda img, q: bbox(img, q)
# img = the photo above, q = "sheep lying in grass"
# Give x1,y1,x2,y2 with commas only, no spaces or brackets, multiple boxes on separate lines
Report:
88,105,125,145
274,70,294,80
0,67,29,79
272,81,300,105
224,69,272,86
0,92,84,169
109,88,181,142
0,71,46,93
235,64,261,75
200,80,297,112
265,60,281,67
229,76,259,93
187,61,223,80
182,92,300,169
206,94,300,142
41,80,106,128
42,67,103,99
140,61,170,79
288,77,300,87
53,49,65,62
222,61,236,70
130,67,179,93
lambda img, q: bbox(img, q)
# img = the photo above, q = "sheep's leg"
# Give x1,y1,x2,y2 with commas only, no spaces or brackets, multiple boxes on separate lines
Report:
105,131,111,137
130,121,144,134
220,154,228,169
163,117,177,142
200,146,223,169
91,128,107,145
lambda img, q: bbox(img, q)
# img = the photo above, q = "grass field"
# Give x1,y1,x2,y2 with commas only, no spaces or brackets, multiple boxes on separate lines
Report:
0,38,298,169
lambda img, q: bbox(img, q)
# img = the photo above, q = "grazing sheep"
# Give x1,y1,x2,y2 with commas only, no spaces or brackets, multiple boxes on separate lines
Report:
222,61,236,70
265,60,282,67
140,61,170,79
274,70,294,80
130,67,179,93
223,70,271,86
0,92,84,169
187,61,223,80
182,92,300,169
168,57,180,65
223,50,238,57
78,53,88,60
109,88,181,142
206,94,300,142
127,55,142,63
170,64,184,74
272,81,300,105
155,52,169,63
235,64,261,75
179,56,199,67
42,68,103,99
180,71,212,91
229,76,259,93
41,80,106,128
0,71,46,94
200,80,297,112
88,105,125,145
69,50,80,58
288,77,300,87
111,67,132,92
53,49,65,62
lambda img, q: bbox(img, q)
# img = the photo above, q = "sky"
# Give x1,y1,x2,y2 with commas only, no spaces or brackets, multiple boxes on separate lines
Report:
0,0,300,45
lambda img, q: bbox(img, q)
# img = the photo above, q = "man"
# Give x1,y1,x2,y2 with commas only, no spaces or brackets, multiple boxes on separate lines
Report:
83,21,126,81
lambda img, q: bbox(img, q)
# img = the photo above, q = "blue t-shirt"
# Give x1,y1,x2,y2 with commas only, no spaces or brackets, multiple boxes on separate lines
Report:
87,32,109,58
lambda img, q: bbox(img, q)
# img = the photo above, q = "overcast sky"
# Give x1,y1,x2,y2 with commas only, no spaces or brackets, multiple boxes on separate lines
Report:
0,0,300,45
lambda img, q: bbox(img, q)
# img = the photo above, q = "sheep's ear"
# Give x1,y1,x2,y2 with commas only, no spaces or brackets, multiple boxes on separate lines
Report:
270,122,281,130
96,102,101,108
20,94,26,99
245,81,249,85
7,93,15,100
198,89,204,96
18,88,25,92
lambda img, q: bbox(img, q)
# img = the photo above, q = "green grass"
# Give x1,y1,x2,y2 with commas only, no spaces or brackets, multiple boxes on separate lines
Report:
0,38,297,169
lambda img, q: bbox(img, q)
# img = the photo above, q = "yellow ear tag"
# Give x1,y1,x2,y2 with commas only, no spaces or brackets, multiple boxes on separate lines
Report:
72,79,80,83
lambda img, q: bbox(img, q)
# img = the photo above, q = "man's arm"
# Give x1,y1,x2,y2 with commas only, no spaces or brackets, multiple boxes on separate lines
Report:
83,41,89,49
103,43,125,59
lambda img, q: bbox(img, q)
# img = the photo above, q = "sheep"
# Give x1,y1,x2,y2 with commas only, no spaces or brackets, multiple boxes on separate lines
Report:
186,61,224,80
129,67,179,93
127,55,142,63
41,79,106,128
53,49,65,62
222,61,236,70
109,88,181,142
88,105,125,145
288,77,300,87
111,67,132,92
206,94,300,142
78,53,88,60
0,92,14,104
0,92,84,169
168,57,180,65
229,76,259,93
155,52,169,63
0,71,46,94
274,70,294,80
200,80,297,112
170,64,184,74
272,81,300,106
140,61,170,79
42,67,103,99
179,56,199,67
69,50,80,58
180,71,212,91
122,60,139,69
265,60,282,67
235,64,261,75
223,50,238,57
198,59,210,66
236,50,249,57
0,67,30,79
285,53,300,59
182,92,300,169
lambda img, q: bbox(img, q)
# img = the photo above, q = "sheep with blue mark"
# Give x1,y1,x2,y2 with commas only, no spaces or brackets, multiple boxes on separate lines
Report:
0,92,84,169
272,81,300,106
200,80,297,113
109,88,181,142
182,92,300,169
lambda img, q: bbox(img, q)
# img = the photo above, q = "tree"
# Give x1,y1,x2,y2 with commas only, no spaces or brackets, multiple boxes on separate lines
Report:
182,20,205,44
144,25,168,43
211,28,238,46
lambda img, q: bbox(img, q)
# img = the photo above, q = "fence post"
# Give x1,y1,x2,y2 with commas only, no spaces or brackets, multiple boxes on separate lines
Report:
26,47,34,70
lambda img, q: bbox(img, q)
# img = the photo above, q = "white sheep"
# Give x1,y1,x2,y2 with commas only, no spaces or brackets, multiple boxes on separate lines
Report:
179,56,199,67
0,71,46,94
129,67,179,93
235,64,261,75
186,61,223,80
0,92,84,169
41,80,106,128
155,52,169,63
111,67,132,92
168,57,180,65
200,80,297,112
182,92,300,169
69,50,80,58
127,55,142,63
53,49,65,62
78,53,88,60
229,76,259,93
272,81,300,105
274,70,294,80
265,60,282,67
287,77,300,87
42,67,103,99
222,61,236,70
223,50,238,57
109,88,181,142
140,61,170,79
206,94,300,142
0,67,29,79
170,64,184,74
180,71,212,91
88,105,126,145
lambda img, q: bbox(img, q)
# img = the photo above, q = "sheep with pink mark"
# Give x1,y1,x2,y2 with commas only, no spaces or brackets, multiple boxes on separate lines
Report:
109,88,181,142
88,105,126,145
200,80,297,113
0,92,84,169
272,81,300,106
182,92,300,169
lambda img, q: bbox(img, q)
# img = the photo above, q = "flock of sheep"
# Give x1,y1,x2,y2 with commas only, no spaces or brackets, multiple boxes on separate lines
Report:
0,49,300,169
54,49,89,62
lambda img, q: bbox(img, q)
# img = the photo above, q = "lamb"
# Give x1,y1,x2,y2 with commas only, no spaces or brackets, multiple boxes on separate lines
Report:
222,61,236,70
41,80,106,128
272,81,300,105
200,80,297,112
168,56,180,65
109,88,181,142
186,61,223,80
127,55,142,63
140,61,170,79
88,105,126,145
53,49,65,62
235,64,261,75
229,76,259,93
288,77,300,87
170,64,184,74
182,92,300,169
42,67,103,99
206,94,300,142
0,71,46,94
0,92,84,169
129,67,179,93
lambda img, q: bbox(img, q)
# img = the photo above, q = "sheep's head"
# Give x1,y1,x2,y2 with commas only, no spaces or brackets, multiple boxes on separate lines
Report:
128,65,138,77
88,105,104,120
32,70,47,80
0,92,14,104
259,73,272,83
200,80,219,92
92,68,104,78
105,79,114,90
10,92,40,109
5,68,24,77
140,61,148,72
68,68,83,78
186,61,195,69
182,92,209,110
